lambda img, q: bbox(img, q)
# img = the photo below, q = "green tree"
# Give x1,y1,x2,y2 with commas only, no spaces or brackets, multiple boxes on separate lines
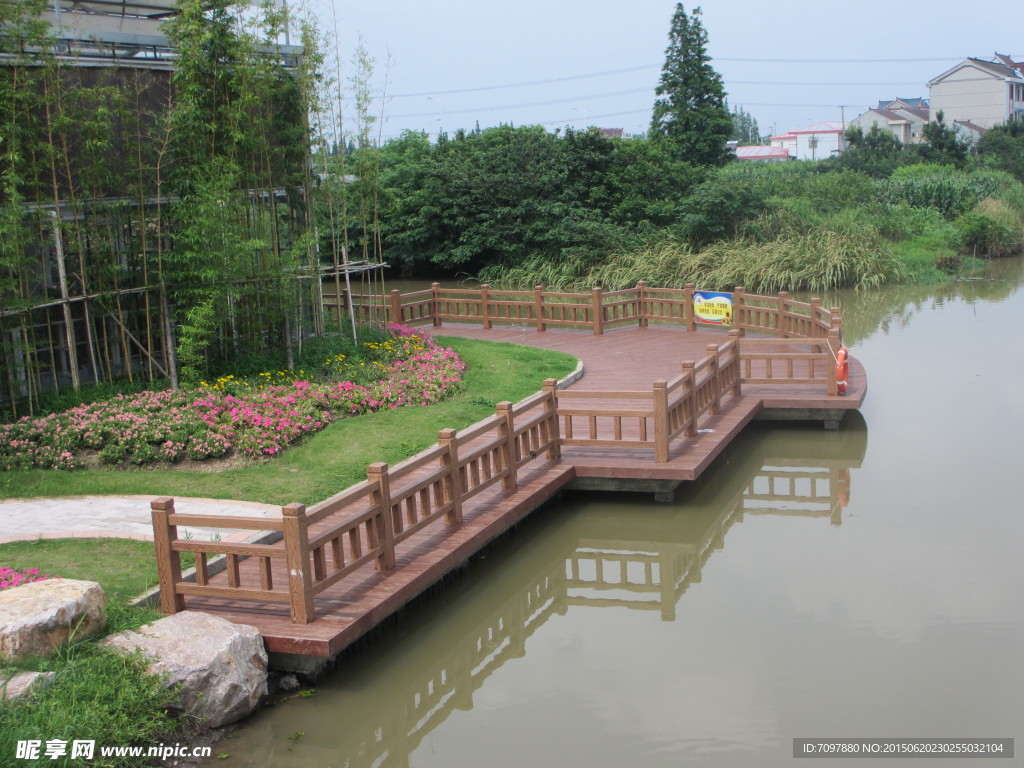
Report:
649,4,732,166
836,125,906,177
975,121,1024,180
729,104,761,144
913,111,970,168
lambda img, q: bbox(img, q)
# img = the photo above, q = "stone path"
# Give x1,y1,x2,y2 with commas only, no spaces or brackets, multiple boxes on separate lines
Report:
0,496,281,545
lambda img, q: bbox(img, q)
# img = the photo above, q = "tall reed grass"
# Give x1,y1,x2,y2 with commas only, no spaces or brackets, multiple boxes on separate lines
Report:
592,232,907,293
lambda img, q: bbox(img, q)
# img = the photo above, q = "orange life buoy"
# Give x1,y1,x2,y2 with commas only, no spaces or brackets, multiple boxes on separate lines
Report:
837,468,850,507
835,346,849,394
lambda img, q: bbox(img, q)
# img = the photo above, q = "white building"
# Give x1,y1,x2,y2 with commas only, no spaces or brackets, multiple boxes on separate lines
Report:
849,99,930,144
928,54,1024,130
769,122,845,161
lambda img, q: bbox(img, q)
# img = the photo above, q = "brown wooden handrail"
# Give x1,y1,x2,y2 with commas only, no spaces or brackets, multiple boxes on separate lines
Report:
346,283,841,347
155,288,847,624
152,384,563,625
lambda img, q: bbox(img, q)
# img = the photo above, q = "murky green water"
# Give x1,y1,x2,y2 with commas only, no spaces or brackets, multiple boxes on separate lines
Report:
215,262,1024,767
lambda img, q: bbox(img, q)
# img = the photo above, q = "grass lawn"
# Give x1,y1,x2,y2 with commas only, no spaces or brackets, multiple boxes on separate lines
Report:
0,336,577,506
0,538,192,605
0,336,575,761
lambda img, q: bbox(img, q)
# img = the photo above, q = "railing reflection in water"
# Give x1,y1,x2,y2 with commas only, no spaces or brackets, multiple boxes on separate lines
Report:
216,422,866,768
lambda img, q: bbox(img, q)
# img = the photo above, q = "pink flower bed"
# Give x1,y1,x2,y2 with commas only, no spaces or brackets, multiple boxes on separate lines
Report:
0,326,465,469
0,567,52,590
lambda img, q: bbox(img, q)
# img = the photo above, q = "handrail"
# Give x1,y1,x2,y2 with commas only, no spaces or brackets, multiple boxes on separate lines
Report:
154,287,846,625
339,282,840,346
151,379,564,625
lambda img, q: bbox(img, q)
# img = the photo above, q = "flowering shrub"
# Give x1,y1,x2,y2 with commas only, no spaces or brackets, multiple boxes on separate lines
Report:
0,566,52,590
0,326,465,468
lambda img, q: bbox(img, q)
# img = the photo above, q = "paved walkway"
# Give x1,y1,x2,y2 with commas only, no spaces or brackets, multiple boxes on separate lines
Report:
0,496,281,545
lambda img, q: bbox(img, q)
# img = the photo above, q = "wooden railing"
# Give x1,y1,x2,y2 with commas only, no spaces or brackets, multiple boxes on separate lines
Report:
330,282,840,344
151,381,563,624
551,331,743,462
153,286,846,624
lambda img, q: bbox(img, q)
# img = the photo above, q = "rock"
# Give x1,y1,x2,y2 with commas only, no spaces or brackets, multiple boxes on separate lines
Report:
1,670,55,702
101,611,268,728
0,579,106,662
278,673,300,692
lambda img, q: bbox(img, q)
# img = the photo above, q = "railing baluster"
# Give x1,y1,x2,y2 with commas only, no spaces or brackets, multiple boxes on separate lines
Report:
260,557,273,591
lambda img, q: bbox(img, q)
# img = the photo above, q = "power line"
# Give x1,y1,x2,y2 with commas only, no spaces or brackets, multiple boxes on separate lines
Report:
389,88,652,119
390,56,980,99
715,56,964,63
390,64,658,98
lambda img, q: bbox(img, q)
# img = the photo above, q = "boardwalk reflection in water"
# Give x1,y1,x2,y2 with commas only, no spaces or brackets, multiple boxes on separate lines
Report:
209,420,866,768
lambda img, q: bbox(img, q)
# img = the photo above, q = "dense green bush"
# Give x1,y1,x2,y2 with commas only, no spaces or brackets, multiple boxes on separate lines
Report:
954,211,1016,257
677,174,769,247
879,171,1003,219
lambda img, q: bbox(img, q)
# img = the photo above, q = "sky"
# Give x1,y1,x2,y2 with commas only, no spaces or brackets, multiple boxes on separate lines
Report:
300,0,1024,144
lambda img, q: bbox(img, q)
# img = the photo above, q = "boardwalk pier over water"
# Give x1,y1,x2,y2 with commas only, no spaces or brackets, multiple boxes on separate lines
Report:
150,285,866,667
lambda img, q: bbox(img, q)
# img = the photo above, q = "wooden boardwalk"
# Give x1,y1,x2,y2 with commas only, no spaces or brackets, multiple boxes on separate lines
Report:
150,286,866,663
438,324,865,485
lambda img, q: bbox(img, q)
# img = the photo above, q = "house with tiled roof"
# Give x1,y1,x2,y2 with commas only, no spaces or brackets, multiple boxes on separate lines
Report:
849,101,930,144
877,97,930,110
928,53,1024,130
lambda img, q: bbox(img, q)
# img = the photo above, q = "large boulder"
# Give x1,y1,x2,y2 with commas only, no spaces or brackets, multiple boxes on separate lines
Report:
1,670,55,702
0,579,106,662
101,611,268,728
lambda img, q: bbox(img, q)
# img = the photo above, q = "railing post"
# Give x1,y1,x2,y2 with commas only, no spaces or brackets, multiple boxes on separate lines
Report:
728,329,743,395
733,286,746,334
495,401,519,490
437,428,464,526
830,306,843,346
681,362,697,437
367,462,397,570
591,287,604,335
707,344,722,415
637,280,648,327
390,289,402,326
827,330,840,396
778,291,790,337
534,285,546,332
282,502,315,624
542,378,562,459
432,282,442,327
480,283,491,329
151,497,184,615
684,283,696,331
653,380,670,463
810,298,824,345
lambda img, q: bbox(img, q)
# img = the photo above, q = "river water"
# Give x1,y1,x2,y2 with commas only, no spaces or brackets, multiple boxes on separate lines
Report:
211,261,1024,767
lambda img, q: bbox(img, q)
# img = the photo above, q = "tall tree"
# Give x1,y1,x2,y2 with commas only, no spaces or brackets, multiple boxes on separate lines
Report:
649,4,732,166
729,104,761,144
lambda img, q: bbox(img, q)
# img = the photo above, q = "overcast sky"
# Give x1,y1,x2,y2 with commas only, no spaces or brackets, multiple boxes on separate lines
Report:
301,0,1024,143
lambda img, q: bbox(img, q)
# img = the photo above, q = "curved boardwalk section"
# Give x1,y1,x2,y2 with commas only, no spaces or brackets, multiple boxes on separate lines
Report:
149,285,866,665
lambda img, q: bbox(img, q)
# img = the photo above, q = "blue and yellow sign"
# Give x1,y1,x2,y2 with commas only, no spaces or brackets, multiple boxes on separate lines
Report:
693,291,733,326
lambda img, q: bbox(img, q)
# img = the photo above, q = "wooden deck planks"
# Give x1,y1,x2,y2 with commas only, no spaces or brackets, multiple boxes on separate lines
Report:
178,323,866,657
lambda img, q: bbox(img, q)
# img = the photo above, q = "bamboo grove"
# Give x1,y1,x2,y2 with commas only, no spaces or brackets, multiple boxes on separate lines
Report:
0,0,383,418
